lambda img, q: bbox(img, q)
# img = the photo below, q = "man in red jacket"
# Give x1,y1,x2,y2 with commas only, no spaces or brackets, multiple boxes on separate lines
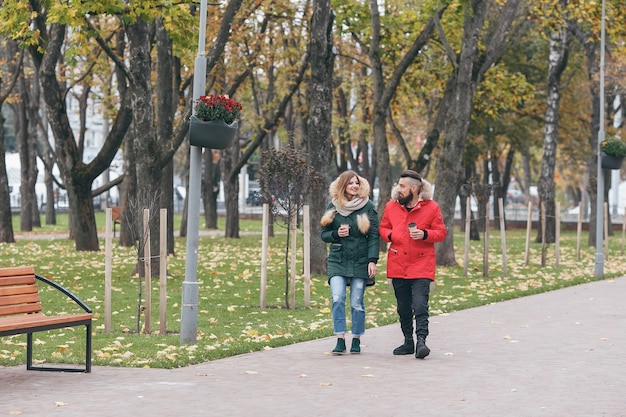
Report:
380,170,447,359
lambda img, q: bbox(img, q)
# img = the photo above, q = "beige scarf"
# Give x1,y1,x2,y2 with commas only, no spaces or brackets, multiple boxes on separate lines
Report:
333,196,368,216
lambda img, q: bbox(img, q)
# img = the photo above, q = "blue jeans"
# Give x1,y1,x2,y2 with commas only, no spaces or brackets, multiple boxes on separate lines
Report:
329,276,366,336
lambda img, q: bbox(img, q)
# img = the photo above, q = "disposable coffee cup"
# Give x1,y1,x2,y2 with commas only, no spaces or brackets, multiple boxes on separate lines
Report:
340,223,350,230
408,222,417,232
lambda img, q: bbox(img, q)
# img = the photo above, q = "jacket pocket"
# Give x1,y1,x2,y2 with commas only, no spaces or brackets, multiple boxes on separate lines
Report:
328,243,343,257
329,243,343,262
413,248,436,258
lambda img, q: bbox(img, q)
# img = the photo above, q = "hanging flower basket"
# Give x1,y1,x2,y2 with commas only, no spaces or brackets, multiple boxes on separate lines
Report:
189,115,238,149
188,94,242,149
601,151,624,170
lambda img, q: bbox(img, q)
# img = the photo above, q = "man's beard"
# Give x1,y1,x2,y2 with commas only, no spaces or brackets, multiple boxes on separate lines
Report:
398,190,414,206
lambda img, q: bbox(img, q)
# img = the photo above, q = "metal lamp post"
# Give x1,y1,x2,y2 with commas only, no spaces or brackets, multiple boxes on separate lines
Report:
594,0,606,277
181,0,208,344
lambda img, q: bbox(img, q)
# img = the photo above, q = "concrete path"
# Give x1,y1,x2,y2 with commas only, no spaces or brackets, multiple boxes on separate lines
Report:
2,277,625,417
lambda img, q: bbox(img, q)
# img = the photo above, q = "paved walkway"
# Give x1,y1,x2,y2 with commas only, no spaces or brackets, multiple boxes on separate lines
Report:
2,277,625,417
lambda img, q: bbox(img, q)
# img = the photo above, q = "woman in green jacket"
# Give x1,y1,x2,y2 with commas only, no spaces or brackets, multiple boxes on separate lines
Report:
320,171,379,354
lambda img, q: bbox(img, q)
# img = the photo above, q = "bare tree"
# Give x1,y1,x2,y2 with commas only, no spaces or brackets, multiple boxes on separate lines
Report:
119,189,163,333
260,144,323,308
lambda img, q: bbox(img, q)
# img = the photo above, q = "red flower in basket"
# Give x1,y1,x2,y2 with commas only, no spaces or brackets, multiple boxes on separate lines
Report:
194,94,242,125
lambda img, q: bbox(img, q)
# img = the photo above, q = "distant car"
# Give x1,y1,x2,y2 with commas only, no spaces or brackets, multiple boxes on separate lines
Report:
246,189,262,206
506,187,525,204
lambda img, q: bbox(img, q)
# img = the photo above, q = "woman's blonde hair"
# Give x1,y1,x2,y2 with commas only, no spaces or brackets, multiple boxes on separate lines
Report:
321,170,372,232
334,170,364,206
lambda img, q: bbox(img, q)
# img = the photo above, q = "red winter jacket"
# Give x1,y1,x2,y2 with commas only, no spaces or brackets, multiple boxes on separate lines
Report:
379,182,447,280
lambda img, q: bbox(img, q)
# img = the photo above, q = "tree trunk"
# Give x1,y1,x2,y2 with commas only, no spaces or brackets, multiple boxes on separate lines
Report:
0,41,18,243
17,76,37,232
26,69,42,228
156,17,176,256
0,108,15,243
28,108,41,229
67,180,99,250
359,65,373,184
491,151,503,231
38,70,58,226
369,0,391,223
307,0,334,275
43,158,57,225
432,0,523,265
576,25,601,247
36,22,131,251
261,136,274,238
126,19,162,275
222,145,240,239
368,0,441,251
434,27,480,266
459,182,479,241
202,150,220,230
162,160,175,255
536,24,569,244
179,165,189,238
120,129,137,248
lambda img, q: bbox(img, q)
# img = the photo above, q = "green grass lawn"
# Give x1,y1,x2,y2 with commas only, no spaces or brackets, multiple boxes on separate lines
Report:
1,213,623,369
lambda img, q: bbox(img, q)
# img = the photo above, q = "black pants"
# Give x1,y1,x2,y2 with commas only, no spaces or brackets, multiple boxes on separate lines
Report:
392,278,431,338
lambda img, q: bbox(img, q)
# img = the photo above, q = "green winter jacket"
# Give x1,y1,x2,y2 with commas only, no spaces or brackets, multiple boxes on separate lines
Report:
320,200,379,286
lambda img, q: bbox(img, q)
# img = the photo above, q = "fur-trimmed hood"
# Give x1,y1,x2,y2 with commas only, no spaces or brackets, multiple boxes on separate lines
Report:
320,174,372,234
320,209,372,234
391,178,434,201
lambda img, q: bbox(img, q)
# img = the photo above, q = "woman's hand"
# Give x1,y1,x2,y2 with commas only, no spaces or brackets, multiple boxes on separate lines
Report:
368,262,377,278
338,223,350,238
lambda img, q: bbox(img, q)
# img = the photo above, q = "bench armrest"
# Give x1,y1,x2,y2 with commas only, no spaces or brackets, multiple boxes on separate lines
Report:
35,274,92,314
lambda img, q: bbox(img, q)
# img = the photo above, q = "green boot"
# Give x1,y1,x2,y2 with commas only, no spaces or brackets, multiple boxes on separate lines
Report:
350,338,361,354
332,338,346,355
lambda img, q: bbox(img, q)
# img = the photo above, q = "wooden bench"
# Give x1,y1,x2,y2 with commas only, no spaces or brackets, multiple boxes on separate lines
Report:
110,206,121,237
0,266,93,373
